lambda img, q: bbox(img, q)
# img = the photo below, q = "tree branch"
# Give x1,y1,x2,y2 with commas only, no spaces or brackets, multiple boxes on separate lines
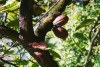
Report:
84,23,100,67
0,25,23,43
19,0,35,42
0,58,18,67
34,0,72,41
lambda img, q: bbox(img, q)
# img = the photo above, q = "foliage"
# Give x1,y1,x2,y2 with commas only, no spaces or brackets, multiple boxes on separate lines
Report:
0,0,100,67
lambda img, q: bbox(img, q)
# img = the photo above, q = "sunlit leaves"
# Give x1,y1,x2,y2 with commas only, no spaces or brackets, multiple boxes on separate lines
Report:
32,63,39,67
0,0,19,30
21,60,29,65
49,49,61,59
73,32,87,40
76,19,95,30
6,12,19,30
0,0,20,12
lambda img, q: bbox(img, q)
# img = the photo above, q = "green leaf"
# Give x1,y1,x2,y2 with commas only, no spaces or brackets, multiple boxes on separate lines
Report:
73,33,87,40
21,60,29,65
7,19,19,28
32,63,39,67
6,12,19,30
44,0,48,4
48,38,61,44
6,50,14,54
0,0,19,12
49,49,61,59
0,62,4,66
7,12,17,21
76,19,95,30
13,56,19,61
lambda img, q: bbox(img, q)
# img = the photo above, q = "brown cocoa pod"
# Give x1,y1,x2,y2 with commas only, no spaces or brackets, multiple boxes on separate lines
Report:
31,42,47,58
34,51,43,57
53,14,69,26
53,26,68,39
31,41,47,50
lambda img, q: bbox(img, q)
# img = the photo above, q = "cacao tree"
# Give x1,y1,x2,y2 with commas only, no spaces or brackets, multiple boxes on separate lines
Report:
0,0,100,67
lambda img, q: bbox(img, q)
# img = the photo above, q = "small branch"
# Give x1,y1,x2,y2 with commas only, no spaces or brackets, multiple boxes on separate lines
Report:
0,25,24,44
85,17,100,66
0,58,18,67
84,26,99,67
2,41,18,57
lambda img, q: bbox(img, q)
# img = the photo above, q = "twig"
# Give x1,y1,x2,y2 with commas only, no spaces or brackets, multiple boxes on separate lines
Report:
38,0,60,23
0,58,18,67
84,16,100,67
2,41,18,57
84,27,99,67
89,16,100,40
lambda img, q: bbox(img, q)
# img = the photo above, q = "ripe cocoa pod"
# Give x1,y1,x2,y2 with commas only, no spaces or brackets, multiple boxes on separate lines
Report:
31,42,47,58
32,41,47,50
34,51,43,57
53,14,69,26
53,26,68,39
